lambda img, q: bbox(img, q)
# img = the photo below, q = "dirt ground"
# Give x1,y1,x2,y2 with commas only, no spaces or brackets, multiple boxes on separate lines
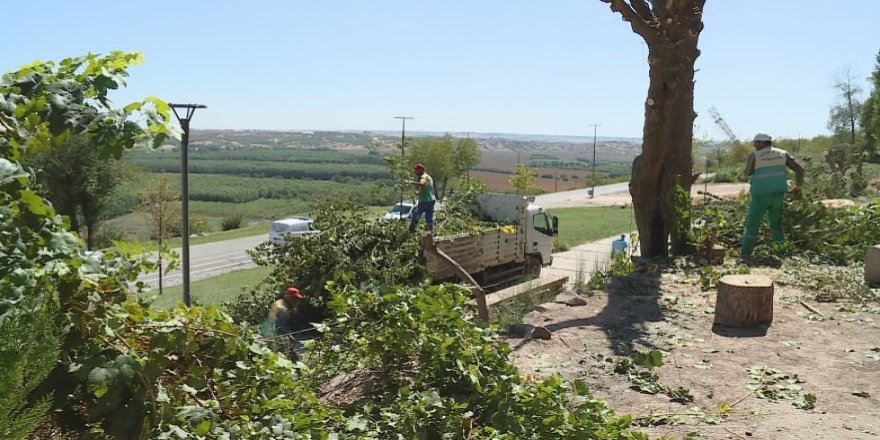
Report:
506,265,880,439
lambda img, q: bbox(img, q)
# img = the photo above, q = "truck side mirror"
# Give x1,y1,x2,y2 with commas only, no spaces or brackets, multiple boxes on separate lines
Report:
551,216,559,236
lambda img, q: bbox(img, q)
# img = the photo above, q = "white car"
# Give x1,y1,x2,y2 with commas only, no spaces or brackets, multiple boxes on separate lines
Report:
382,202,416,221
269,217,319,244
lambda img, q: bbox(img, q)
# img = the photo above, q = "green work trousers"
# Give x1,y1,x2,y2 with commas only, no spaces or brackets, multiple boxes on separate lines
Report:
741,192,785,256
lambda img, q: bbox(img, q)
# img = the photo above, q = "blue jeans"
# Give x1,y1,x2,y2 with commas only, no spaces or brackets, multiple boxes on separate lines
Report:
410,200,435,232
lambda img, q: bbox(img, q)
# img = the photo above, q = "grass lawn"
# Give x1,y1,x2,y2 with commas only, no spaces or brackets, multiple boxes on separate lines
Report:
150,266,272,309
550,205,635,250
166,222,270,248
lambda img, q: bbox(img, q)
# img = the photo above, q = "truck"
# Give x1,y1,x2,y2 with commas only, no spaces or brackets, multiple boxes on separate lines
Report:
423,193,558,289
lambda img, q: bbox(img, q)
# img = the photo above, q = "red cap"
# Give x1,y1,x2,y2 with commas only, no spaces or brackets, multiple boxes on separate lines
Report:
413,163,425,171
284,287,305,299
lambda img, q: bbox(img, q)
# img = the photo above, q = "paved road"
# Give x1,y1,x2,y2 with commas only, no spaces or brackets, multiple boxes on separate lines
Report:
136,234,268,289
534,181,629,208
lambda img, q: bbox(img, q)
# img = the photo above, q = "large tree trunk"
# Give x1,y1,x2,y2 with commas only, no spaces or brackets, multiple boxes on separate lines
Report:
630,42,699,258
601,0,706,259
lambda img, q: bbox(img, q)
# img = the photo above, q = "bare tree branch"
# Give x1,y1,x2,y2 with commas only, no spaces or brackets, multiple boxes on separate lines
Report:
630,0,655,23
600,0,658,42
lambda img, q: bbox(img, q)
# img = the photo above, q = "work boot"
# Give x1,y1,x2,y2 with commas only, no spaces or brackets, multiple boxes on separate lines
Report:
409,223,417,233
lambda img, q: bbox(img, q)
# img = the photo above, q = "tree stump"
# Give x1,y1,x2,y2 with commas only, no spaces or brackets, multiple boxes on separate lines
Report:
714,275,774,327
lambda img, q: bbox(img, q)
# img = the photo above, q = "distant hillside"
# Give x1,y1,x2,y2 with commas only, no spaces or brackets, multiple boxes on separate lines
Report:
179,129,642,161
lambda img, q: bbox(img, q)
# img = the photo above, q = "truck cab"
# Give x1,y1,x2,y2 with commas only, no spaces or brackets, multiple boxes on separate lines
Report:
525,202,557,268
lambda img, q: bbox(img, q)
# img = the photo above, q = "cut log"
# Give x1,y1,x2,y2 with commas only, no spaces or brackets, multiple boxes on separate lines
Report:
714,275,774,328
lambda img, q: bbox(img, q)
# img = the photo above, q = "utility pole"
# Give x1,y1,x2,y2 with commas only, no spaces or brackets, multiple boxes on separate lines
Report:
170,103,206,307
394,116,414,219
589,124,601,198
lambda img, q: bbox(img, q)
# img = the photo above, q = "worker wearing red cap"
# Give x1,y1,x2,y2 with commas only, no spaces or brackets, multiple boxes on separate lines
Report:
269,287,306,335
408,163,436,233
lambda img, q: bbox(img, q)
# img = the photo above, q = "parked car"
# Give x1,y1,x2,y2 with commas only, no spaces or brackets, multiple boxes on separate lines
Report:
382,202,416,221
269,217,319,244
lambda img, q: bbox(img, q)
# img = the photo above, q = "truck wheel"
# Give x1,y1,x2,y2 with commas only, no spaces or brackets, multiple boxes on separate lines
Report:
524,255,542,279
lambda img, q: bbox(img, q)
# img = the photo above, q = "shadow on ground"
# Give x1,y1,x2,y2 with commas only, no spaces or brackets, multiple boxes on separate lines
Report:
541,266,667,356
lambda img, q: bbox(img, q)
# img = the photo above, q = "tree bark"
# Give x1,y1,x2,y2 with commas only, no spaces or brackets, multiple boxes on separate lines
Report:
714,275,774,327
630,42,700,258
602,0,705,259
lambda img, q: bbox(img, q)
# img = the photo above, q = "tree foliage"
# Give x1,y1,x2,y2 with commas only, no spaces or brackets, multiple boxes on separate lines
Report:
861,49,880,158
137,173,181,241
694,193,880,266
406,134,482,199
509,163,539,195
228,201,428,324
0,51,179,160
22,136,129,249
2,52,648,439
828,68,864,145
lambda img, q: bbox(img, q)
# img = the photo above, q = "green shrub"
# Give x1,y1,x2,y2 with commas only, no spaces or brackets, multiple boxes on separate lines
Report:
94,224,127,249
0,304,61,440
226,201,428,324
220,212,244,231
188,215,212,235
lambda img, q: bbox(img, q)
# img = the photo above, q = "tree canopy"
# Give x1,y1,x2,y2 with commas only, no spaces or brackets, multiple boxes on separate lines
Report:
861,49,880,158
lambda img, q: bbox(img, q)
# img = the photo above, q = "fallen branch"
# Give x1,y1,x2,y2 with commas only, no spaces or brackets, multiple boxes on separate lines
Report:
725,427,750,440
559,336,585,355
731,390,754,407
799,300,825,317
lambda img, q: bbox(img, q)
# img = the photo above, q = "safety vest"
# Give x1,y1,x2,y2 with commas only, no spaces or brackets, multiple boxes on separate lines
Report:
750,147,789,195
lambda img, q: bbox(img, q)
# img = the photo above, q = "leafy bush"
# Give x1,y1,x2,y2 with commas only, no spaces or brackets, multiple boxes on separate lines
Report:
94,223,127,249
220,212,244,231
226,201,428,324
302,282,643,439
694,193,880,265
189,215,212,235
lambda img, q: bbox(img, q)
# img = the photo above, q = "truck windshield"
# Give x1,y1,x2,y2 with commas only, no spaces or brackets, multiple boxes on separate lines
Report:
389,205,411,214
533,213,552,236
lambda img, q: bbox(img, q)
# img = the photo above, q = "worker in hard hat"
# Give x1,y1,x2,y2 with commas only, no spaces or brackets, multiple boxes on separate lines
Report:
408,163,436,233
741,133,805,259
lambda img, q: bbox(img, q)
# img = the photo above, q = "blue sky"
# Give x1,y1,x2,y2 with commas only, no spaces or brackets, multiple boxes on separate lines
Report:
3,1,878,141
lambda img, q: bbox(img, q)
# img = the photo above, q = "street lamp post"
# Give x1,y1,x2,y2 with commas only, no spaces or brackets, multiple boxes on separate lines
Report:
170,103,206,307
394,116,413,219
590,124,601,198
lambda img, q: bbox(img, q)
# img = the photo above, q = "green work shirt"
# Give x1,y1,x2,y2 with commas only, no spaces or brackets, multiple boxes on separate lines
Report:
417,173,436,203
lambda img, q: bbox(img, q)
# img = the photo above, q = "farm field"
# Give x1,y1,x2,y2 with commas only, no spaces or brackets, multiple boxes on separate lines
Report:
107,133,635,242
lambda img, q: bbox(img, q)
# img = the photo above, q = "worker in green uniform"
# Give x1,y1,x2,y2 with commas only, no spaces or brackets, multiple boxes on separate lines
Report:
741,133,805,258
409,163,436,233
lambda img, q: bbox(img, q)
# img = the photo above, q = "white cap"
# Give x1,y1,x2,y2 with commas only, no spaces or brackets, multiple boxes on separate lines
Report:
753,133,772,142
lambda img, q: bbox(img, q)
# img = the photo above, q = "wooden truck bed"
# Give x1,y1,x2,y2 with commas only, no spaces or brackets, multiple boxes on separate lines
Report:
425,227,524,281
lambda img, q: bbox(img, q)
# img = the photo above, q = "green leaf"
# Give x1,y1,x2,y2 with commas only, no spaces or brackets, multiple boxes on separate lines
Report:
19,190,49,215
572,379,589,396
195,420,212,436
